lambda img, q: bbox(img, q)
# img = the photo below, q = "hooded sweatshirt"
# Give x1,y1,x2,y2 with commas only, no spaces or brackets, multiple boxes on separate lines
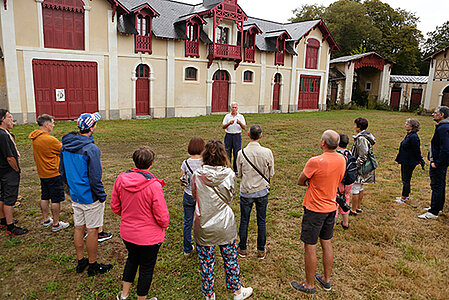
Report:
111,169,169,245
430,117,449,167
60,132,107,204
29,130,62,178
351,130,377,184
192,165,237,246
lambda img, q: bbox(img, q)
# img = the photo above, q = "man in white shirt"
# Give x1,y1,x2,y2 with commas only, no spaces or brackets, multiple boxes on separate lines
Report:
222,102,246,173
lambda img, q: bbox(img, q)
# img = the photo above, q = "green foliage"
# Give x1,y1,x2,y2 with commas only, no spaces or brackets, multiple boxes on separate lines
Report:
350,44,367,55
422,20,449,57
289,4,325,22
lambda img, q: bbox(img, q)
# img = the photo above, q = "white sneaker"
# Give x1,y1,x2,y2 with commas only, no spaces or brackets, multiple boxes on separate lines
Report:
43,217,53,228
52,221,70,232
423,207,442,214
418,212,438,219
395,198,406,203
234,287,253,300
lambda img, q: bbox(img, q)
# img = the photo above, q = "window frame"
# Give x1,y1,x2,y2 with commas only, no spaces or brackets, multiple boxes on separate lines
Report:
184,66,199,83
305,38,320,70
243,70,254,83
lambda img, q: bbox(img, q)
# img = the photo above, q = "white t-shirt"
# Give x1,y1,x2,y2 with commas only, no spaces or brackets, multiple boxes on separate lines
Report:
222,113,246,134
181,158,203,195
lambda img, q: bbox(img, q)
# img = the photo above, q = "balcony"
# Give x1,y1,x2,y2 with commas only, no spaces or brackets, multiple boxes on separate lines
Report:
185,40,199,57
244,48,255,62
275,52,284,65
209,43,241,60
135,35,152,54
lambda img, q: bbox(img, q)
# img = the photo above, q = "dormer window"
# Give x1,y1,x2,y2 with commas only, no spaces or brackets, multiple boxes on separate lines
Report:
275,37,285,66
216,27,229,44
135,14,152,54
185,23,200,57
305,38,320,69
137,15,149,36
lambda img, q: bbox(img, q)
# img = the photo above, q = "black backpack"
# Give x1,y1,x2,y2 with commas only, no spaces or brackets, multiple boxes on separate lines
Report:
338,149,357,185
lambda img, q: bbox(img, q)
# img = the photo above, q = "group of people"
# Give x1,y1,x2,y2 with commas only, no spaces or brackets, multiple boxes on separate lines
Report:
0,103,448,299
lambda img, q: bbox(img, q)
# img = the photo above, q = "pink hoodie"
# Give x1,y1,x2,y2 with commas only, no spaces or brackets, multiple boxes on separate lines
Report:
111,168,169,245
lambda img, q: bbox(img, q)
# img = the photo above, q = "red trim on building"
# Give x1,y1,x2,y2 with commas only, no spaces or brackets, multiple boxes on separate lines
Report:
43,0,85,13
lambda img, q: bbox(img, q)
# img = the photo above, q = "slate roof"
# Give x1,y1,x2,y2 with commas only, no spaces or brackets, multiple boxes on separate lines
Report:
424,44,449,61
115,0,337,53
390,75,428,84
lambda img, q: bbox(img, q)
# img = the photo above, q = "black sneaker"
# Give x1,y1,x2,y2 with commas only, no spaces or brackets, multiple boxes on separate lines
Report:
0,219,18,229
87,262,113,277
98,231,113,243
76,258,89,273
5,225,28,236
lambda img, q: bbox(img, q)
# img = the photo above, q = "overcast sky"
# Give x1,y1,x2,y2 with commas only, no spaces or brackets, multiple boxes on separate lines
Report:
182,0,448,36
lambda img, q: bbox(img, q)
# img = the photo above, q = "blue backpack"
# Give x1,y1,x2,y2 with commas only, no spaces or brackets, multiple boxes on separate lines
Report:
338,149,357,185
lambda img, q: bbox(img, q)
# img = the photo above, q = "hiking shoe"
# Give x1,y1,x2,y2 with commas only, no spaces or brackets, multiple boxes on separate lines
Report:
349,210,357,216
418,212,438,219
236,247,247,258
234,287,253,300
98,231,113,243
356,208,363,213
0,219,18,229
5,225,28,236
315,273,331,291
257,249,267,260
43,217,53,228
340,221,349,230
52,221,69,232
76,258,89,273
87,262,113,276
291,281,315,294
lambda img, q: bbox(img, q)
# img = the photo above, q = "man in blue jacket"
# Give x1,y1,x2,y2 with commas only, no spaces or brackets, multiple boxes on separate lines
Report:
419,106,449,220
60,112,112,276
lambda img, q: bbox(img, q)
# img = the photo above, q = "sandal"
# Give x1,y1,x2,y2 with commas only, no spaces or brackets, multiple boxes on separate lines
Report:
291,281,315,294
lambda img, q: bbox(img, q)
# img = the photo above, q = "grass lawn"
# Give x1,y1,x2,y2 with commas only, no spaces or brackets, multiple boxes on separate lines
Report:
1,110,448,299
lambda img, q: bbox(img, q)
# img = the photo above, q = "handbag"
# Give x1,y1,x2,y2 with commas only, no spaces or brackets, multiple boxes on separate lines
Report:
358,147,378,175
180,160,194,187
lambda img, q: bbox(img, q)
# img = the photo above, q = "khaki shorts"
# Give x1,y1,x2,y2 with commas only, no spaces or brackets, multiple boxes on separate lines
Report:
72,201,105,229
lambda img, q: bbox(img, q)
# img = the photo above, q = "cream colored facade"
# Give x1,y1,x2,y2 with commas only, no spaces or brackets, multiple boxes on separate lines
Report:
424,46,449,110
1,0,335,123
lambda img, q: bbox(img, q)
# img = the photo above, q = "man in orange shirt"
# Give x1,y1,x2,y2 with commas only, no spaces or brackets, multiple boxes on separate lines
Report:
29,114,69,232
291,130,346,294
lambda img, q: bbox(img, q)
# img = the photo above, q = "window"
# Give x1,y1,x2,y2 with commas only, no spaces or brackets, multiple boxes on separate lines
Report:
365,81,372,91
135,14,152,54
243,71,253,82
43,0,85,50
216,27,229,44
305,39,320,69
185,67,197,81
185,23,200,57
187,24,199,42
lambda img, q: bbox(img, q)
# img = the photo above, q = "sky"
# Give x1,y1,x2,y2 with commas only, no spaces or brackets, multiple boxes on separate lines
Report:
181,0,449,36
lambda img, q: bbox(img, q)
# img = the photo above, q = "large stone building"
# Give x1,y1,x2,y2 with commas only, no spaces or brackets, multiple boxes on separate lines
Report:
0,0,337,123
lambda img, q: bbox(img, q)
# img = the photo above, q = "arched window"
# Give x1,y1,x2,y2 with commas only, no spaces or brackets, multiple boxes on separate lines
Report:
136,64,149,78
243,70,253,82
185,67,198,81
43,0,85,50
305,38,320,69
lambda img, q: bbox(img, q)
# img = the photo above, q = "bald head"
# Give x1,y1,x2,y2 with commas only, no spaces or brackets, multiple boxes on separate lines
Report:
321,130,340,150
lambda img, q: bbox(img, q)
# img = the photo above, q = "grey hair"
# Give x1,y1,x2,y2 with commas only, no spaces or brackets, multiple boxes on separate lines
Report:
37,114,54,127
321,130,340,150
249,124,262,140
406,118,420,133
436,106,449,118
230,102,238,107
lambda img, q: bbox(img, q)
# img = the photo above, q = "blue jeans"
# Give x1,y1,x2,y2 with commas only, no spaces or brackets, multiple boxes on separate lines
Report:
224,133,241,173
238,195,268,252
429,165,447,215
183,192,195,253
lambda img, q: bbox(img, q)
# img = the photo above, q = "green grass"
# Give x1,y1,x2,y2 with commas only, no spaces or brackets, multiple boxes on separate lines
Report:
1,110,448,299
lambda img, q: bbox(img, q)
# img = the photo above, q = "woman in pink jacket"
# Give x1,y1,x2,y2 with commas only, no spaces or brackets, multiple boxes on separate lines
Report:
111,146,169,300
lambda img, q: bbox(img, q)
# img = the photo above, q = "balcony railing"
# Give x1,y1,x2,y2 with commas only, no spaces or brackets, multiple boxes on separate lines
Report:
185,40,199,57
209,43,241,61
244,48,255,62
275,52,284,65
135,35,152,54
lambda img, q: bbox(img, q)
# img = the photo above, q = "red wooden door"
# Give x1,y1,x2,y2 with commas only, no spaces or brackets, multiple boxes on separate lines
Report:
410,88,422,109
212,70,229,113
330,83,338,104
33,59,98,119
298,75,321,109
272,73,281,110
390,88,401,110
135,64,150,115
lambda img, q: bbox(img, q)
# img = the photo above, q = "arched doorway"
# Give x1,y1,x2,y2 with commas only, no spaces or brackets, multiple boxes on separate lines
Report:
135,64,150,115
212,70,229,112
272,73,281,110
442,86,449,107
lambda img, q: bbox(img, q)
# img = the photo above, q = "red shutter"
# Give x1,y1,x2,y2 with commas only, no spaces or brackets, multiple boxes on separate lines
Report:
305,39,320,69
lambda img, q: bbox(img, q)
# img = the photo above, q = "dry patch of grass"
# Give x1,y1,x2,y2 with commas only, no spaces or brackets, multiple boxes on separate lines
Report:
1,110,448,299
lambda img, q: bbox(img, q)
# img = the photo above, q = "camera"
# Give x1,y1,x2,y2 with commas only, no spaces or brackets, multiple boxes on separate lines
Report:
336,194,351,212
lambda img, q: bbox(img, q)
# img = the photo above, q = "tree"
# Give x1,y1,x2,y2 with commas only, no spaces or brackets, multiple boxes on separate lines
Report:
422,21,449,57
289,4,325,22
